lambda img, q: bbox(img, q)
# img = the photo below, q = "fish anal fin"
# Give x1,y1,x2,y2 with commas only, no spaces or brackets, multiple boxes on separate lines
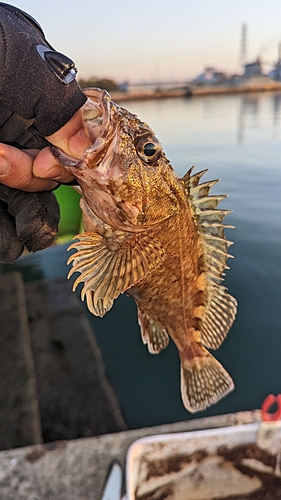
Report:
180,346,234,413
138,307,169,354
67,231,165,317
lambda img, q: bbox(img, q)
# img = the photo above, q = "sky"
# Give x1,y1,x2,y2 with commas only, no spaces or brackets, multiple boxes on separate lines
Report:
7,0,281,83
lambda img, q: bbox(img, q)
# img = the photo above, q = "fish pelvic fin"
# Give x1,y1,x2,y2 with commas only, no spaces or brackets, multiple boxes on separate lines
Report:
182,167,237,349
180,345,234,413
67,231,165,317
137,307,169,354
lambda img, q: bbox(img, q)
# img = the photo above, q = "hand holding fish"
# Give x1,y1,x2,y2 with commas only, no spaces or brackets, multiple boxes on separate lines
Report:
0,110,91,190
52,88,238,413
0,110,92,262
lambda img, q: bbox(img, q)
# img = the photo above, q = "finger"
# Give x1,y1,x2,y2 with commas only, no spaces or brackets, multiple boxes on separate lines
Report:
0,143,58,192
33,148,75,184
46,109,92,159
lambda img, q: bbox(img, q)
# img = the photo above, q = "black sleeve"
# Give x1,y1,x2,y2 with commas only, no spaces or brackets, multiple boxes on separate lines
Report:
0,3,86,142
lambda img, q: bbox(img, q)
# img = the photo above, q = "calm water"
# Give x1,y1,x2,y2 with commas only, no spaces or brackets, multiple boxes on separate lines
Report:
4,92,281,427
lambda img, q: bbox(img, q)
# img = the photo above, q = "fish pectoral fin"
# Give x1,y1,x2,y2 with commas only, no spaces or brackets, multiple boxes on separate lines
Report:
85,293,114,317
67,231,165,317
180,345,234,413
137,307,169,354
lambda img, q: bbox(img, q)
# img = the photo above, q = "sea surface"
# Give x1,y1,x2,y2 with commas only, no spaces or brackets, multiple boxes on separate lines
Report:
4,91,281,427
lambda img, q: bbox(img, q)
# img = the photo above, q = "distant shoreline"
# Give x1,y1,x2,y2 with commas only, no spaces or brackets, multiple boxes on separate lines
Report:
110,78,281,103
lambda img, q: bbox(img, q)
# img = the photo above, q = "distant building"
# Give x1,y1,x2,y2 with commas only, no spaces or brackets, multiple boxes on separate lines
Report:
243,59,263,78
268,43,281,81
269,62,281,81
192,67,228,86
118,81,129,92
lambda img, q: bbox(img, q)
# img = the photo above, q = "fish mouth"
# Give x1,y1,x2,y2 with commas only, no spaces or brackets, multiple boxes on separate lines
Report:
51,88,119,171
50,88,173,231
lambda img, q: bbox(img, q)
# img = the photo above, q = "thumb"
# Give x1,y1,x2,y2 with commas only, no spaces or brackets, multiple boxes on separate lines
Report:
46,109,91,159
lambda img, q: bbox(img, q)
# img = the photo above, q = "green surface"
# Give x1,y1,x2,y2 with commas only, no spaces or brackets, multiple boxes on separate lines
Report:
54,185,82,242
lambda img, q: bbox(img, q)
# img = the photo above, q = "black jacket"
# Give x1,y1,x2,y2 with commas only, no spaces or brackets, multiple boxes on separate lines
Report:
0,3,86,149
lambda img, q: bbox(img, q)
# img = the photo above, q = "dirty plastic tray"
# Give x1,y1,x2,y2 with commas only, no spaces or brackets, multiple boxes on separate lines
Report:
125,422,281,499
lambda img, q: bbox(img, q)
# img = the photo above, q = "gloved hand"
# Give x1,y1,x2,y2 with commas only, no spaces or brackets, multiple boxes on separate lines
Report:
0,4,88,263
0,184,60,262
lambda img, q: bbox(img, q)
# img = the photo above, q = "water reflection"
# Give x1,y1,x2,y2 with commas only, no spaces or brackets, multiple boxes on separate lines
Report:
237,95,259,144
237,92,281,143
272,92,281,135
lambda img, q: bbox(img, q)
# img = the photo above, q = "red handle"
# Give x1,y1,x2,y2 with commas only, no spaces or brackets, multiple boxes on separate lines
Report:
261,394,281,421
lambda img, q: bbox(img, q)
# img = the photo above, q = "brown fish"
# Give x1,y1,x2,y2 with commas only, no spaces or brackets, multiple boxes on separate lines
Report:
52,88,237,413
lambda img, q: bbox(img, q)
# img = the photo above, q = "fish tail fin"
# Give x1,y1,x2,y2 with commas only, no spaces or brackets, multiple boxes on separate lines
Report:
180,347,234,413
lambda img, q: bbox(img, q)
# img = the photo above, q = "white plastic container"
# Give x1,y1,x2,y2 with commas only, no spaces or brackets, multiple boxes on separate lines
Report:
125,422,281,499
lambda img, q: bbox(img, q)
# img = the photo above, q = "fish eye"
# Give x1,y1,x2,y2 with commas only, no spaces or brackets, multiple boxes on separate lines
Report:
143,142,157,157
136,135,162,164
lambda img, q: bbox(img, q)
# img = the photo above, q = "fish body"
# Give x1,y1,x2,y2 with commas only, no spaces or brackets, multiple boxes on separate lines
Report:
53,88,237,413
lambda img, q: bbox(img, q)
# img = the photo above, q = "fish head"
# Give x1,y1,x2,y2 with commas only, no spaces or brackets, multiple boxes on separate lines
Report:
52,88,183,231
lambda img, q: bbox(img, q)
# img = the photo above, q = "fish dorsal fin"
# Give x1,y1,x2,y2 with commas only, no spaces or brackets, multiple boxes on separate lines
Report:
182,167,237,349
67,231,166,317
137,307,169,354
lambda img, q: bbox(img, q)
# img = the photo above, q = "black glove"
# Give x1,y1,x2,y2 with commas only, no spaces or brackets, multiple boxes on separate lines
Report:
0,4,86,263
0,3,86,139
0,185,60,263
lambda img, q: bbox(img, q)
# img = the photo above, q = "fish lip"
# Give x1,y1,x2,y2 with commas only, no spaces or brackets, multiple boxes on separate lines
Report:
50,88,119,170
50,145,81,167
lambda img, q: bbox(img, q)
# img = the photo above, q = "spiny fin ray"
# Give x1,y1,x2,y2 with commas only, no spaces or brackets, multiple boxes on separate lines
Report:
182,167,208,189
182,167,237,350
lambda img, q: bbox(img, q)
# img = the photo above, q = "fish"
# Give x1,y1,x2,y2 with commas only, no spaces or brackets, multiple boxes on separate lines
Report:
52,88,237,413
